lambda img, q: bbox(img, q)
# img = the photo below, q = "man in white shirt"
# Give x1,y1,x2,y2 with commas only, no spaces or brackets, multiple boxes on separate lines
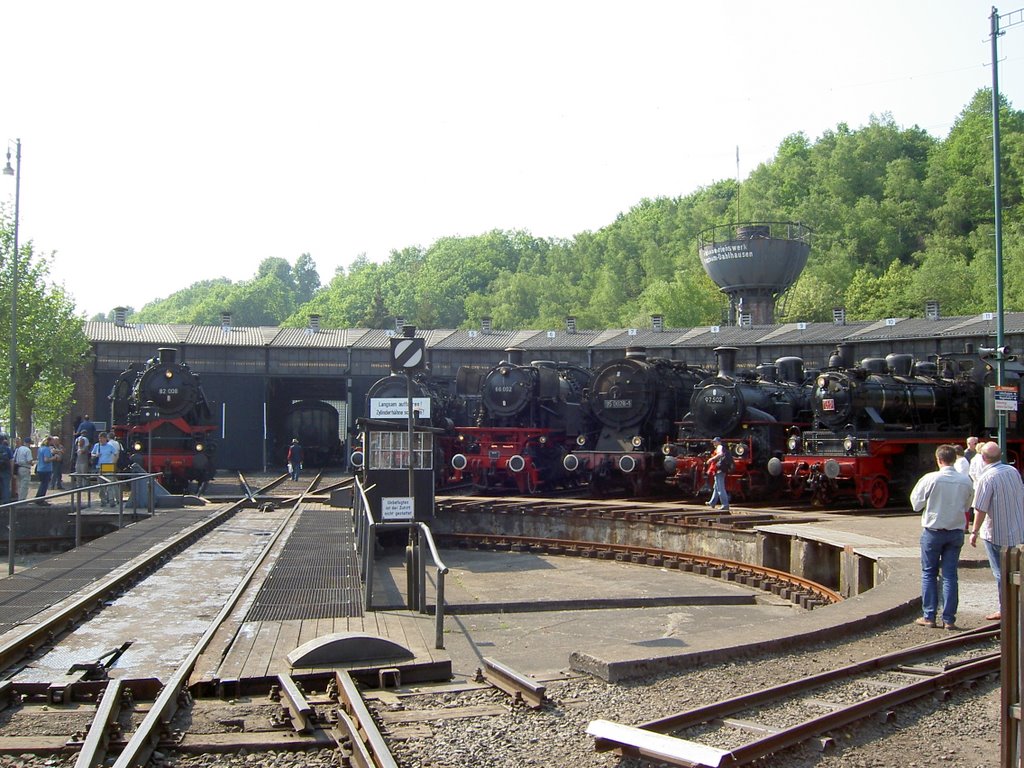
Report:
12,437,33,501
910,444,974,630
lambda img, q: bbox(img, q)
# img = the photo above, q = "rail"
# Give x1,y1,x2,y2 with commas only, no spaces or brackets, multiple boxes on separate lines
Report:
4,470,159,575
590,625,1000,766
353,477,449,649
111,491,309,768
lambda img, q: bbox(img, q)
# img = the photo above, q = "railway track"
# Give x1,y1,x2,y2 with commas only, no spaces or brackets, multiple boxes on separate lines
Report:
587,624,1000,766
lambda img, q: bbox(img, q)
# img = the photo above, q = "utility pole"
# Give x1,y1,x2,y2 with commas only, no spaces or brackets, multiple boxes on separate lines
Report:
989,7,1024,451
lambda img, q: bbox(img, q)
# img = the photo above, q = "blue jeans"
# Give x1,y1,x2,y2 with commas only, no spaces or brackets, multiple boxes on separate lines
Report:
920,528,964,625
709,472,729,509
984,538,1006,607
34,470,52,498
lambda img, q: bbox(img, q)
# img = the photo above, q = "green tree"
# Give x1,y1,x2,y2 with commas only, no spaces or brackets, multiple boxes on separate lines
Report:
0,207,91,436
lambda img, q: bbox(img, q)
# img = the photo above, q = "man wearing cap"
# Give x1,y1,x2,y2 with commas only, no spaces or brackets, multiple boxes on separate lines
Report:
704,437,731,512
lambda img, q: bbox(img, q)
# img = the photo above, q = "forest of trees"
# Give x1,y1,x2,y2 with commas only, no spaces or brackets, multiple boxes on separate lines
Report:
95,89,1021,333
107,89,1022,332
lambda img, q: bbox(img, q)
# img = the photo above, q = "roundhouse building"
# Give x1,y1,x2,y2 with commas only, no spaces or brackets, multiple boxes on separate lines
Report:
72,307,1024,472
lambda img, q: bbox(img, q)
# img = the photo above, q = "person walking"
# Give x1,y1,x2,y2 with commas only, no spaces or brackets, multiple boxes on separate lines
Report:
909,444,974,629
33,436,55,505
13,437,33,501
704,437,731,512
968,441,990,485
0,435,12,505
287,438,304,481
969,441,1024,621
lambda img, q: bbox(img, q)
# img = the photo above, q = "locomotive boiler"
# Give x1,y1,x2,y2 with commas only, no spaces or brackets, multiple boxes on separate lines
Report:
563,347,706,496
451,348,590,493
109,347,217,494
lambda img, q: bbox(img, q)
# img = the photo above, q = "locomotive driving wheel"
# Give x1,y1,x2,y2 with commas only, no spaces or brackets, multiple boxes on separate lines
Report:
864,475,890,509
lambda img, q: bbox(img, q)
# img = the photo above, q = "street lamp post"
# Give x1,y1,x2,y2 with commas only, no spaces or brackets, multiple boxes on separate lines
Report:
3,139,20,440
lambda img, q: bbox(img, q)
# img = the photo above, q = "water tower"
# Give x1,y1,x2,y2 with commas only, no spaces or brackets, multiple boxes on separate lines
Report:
699,222,811,325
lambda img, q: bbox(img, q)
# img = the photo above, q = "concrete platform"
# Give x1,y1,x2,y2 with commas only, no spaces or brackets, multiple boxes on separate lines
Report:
385,511,998,683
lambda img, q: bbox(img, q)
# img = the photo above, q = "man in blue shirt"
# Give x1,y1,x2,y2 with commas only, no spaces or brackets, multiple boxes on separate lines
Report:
91,433,120,507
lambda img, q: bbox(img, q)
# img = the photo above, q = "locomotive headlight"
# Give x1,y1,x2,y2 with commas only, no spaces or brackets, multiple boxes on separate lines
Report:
133,440,144,452
843,436,855,453
195,442,205,452
735,444,746,457
538,435,548,445
164,369,174,379
787,435,800,451
631,435,643,448
661,444,675,456
816,375,826,388
576,434,587,447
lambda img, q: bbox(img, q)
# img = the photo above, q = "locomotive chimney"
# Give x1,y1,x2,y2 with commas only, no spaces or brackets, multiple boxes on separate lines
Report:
651,314,664,332
625,346,647,361
833,342,855,369
503,347,525,366
113,306,128,327
566,316,577,334
714,346,738,377
158,347,177,364
308,314,321,333
775,356,805,384
402,324,417,338
481,316,492,335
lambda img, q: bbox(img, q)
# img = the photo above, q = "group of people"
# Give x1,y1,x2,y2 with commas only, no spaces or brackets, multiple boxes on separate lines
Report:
0,414,125,508
911,435,1024,630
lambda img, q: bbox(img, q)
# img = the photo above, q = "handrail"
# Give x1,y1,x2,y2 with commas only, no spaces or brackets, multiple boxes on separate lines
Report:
352,477,448,649
5,471,161,575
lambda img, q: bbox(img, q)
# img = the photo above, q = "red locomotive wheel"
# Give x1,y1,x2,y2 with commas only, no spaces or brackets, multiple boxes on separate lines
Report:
867,475,890,509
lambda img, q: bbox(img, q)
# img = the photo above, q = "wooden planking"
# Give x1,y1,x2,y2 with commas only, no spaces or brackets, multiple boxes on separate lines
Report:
235,620,283,680
265,619,304,677
216,621,264,681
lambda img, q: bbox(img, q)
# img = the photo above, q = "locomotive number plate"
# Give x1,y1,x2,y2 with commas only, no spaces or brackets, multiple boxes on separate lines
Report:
822,398,835,411
604,399,633,408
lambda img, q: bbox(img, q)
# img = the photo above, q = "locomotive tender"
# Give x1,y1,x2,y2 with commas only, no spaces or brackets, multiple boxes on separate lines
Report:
109,347,217,494
451,348,590,493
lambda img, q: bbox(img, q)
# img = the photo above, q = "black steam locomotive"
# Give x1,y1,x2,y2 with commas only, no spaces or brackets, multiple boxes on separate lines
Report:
774,343,994,508
451,348,590,493
109,347,217,494
563,348,708,495
663,346,814,502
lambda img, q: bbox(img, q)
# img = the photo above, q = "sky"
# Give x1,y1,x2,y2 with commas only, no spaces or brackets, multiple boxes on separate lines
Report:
1,1,1022,320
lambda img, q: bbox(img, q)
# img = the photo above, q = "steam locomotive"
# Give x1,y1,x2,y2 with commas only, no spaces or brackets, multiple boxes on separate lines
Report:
108,348,217,494
663,346,814,502
562,348,709,496
450,348,590,493
771,343,1001,508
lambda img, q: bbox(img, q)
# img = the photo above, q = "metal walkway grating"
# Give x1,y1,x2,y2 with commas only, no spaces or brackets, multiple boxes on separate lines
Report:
0,508,222,636
244,508,363,621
